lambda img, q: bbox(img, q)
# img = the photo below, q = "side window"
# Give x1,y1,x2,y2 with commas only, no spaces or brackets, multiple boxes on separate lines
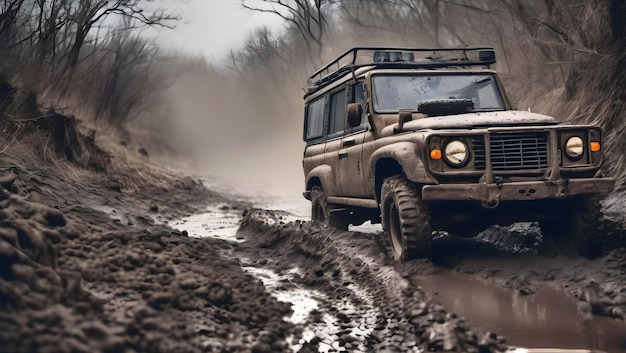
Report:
328,88,346,135
305,96,325,139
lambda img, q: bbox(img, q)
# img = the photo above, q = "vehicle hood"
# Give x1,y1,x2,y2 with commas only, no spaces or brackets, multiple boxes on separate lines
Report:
396,110,558,131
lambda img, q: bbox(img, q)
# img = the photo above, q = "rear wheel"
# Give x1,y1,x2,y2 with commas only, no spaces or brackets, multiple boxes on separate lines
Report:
381,175,433,261
310,186,349,231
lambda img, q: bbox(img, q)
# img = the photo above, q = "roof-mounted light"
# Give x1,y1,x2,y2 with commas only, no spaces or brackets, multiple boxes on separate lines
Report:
478,49,496,62
374,51,415,63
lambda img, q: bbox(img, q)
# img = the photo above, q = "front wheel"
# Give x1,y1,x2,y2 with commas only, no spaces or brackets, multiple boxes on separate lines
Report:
310,186,349,231
381,175,433,261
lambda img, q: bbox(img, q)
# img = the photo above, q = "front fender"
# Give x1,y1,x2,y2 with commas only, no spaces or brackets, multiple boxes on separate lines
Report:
369,142,436,184
305,164,337,195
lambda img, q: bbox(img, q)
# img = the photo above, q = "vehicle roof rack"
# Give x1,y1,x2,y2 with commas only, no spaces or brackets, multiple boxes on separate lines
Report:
306,46,496,96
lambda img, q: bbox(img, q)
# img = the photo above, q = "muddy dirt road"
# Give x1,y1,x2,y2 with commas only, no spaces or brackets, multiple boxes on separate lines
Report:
2,153,626,353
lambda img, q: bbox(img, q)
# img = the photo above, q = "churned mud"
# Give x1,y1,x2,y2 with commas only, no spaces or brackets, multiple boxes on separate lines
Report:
234,209,507,352
231,204,626,352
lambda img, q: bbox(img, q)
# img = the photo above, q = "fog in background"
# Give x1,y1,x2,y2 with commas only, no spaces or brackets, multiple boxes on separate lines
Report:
158,60,305,198
147,0,284,60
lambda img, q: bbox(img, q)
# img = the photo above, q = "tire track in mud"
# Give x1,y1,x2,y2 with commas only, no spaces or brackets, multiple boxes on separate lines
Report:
233,209,507,353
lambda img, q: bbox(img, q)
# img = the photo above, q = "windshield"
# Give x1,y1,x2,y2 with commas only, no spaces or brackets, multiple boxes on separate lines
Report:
371,73,505,113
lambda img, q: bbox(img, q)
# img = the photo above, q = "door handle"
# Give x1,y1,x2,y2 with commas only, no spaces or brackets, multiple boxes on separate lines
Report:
343,139,356,147
339,152,349,159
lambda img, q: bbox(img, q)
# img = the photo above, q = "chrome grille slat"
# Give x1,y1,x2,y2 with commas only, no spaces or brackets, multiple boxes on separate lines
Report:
472,133,549,171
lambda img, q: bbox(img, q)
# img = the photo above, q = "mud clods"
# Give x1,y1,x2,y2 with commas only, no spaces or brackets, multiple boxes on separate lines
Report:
0,172,63,277
0,172,100,352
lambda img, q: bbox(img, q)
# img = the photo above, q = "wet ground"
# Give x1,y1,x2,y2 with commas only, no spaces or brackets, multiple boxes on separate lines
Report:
2,152,625,352
171,189,626,353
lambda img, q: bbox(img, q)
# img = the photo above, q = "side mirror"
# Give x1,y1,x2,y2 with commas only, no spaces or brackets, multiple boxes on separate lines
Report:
346,103,363,128
394,111,413,133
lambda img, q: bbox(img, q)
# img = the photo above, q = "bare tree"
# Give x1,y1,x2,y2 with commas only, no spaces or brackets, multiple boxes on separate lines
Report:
0,0,25,41
228,27,286,74
241,0,338,58
63,0,178,68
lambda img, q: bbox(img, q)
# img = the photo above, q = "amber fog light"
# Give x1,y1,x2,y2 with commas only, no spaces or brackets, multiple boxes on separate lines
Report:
443,140,469,166
565,136,584,159
430,149,442,160
590,142,601,152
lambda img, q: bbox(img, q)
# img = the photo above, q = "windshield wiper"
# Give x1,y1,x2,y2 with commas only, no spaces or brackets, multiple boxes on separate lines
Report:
475,77,492,84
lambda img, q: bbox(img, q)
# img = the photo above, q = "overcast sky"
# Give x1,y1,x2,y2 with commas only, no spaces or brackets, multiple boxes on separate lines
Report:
151,0,284,61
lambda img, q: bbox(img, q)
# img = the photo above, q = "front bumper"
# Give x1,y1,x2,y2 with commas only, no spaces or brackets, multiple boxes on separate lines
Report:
421,178,615,206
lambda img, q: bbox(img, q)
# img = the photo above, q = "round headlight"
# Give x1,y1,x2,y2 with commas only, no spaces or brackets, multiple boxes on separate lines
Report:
444,140,469,166
565,136,584,159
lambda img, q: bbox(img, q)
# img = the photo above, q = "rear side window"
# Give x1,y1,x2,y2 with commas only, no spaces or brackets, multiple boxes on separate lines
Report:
305,97,325,139
328,88,346,135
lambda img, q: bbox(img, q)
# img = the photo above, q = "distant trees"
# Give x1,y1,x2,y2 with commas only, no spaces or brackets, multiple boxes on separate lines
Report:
227,27,286,79
0,0,179,124
241,0,333,53
1,0,176,70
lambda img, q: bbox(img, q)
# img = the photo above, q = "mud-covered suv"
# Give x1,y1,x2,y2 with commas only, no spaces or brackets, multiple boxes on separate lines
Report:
301,47,615,260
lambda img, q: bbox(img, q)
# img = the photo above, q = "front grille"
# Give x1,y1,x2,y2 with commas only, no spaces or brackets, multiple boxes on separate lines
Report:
473,133,549,171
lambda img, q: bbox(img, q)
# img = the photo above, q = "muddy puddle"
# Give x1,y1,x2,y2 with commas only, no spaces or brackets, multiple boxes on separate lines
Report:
418,272,626,352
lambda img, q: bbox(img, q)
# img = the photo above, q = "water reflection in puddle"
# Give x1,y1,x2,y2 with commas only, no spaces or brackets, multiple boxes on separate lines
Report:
418,273,626,352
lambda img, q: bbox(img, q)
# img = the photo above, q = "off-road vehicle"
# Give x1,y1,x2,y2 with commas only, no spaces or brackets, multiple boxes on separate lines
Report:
301,47,615,260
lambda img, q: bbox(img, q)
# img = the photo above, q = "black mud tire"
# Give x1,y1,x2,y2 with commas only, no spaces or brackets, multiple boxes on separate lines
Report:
310,186,349,231
381,175,433,261
540,196,604,259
